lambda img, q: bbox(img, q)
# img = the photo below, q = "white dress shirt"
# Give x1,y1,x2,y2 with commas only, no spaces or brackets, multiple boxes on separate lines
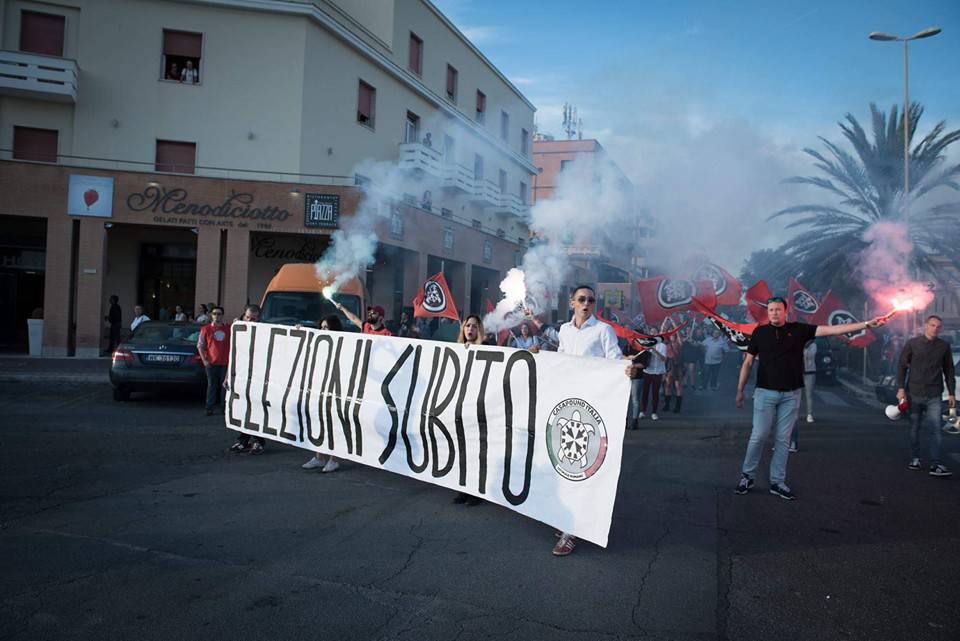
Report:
557,315,623,360
131,315,150,331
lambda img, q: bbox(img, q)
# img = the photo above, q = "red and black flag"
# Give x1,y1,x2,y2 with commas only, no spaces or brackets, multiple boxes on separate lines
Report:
812,291,875,348
786,277,820,322
688,262,742,306
413,272,459,321
744,280,773,324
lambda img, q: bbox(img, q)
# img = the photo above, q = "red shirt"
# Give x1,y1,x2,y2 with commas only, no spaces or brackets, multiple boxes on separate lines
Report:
363,322,393,336
199,323,231,365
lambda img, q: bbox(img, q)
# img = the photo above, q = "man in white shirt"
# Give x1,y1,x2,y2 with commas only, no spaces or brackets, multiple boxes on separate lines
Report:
130,305,150,333
701,329,729,391
540,285,636,557
638,340,668,420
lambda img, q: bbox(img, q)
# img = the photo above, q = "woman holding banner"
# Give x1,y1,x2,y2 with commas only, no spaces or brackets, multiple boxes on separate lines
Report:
452,315,486,506
301,315,346,473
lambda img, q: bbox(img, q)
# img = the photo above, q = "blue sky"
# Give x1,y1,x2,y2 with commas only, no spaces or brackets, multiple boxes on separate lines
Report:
433,0,960,268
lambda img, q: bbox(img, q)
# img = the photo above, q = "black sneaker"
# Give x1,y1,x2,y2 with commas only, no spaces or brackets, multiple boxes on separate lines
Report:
735,474,754,495
769,483,795,500
929,463,953,478
908,458,922,471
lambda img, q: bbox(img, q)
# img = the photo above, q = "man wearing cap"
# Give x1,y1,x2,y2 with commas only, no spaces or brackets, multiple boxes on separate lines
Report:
336,303,393,336
734,296,890,500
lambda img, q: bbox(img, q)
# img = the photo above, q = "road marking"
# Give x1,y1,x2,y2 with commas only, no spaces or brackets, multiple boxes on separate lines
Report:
816,390,852,408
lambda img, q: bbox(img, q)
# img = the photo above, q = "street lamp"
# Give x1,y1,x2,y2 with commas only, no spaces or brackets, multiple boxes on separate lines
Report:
868,27,942,206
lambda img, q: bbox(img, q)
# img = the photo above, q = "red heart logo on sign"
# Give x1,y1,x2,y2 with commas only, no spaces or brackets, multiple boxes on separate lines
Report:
83,189,99,208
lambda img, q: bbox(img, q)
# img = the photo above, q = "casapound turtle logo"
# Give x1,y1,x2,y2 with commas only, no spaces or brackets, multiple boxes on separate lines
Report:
829,310,864,338
422,279,447,313
792,289,819,315
546,398,608,481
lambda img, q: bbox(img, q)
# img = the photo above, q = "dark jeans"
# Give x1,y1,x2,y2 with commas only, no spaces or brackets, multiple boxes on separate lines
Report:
641,373,663,413
629,378,643,419
704,363,721,389
910,396,943,463
205,364,226,409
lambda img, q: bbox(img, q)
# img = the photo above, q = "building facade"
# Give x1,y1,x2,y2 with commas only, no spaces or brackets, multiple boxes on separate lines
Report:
0,0,536,355
532,138,654,320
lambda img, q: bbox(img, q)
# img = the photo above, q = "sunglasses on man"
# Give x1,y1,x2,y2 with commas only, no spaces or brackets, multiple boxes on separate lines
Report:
576,296,596,304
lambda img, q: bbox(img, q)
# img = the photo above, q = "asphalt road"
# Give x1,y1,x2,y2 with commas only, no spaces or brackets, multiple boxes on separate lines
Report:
2,373,958,641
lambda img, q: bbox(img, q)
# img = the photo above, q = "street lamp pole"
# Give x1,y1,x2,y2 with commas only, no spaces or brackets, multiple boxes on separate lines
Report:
868,27,942,211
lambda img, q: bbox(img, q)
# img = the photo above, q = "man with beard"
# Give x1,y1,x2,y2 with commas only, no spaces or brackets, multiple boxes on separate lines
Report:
336,303,393,336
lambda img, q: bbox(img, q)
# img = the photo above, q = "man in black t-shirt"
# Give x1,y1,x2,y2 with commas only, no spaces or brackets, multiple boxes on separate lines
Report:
734,297,889,500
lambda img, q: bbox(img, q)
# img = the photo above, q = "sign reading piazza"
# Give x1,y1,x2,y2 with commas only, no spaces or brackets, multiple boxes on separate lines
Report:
226,323,630,546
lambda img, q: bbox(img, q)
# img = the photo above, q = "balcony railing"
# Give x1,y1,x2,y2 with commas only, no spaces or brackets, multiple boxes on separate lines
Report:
443,162,473,194
0,50,77,103
494,193,530,219
398,142,442,180
470,179,500,207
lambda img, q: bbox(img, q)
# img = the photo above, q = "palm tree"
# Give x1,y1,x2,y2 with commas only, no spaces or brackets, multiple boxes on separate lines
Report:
768,102,960,298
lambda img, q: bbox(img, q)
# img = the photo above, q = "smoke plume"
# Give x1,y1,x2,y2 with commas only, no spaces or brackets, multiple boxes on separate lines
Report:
858,221,934,312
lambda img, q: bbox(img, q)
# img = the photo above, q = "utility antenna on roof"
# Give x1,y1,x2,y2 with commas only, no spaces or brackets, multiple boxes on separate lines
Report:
562,103,583,140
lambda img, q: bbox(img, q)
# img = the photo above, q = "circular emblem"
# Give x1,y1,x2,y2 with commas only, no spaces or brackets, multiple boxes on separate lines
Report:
422,280,446,313
656,279,695,308
214,330,227,342
792,289,819,315
828,310,863,338
692,264,726,296
546,398,608,481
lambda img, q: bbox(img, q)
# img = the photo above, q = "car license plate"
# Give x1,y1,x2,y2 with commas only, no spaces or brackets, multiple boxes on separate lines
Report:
144,354,181,364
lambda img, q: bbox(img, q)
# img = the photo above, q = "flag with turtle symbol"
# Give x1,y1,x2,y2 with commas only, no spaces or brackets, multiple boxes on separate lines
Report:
413,272,460,321
812,291,876,348
787,277,820,322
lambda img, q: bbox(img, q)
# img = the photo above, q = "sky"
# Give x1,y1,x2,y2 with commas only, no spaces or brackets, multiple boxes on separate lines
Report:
432,0,960,273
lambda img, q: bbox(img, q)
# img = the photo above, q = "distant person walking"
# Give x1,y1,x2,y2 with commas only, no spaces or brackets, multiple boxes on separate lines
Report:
638,337,668,421
106,295,122,352
734,296,889,500
701,329,728,391
897,315,956,477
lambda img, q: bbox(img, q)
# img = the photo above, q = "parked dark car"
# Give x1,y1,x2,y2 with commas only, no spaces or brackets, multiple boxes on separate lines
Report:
814,337,836,385
110,321,205,401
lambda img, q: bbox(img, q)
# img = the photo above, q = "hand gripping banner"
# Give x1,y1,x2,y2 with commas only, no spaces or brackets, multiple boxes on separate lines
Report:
226,322,630,547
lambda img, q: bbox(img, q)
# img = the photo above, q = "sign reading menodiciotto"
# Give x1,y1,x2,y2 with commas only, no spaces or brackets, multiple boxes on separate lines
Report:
304,194,340,228
226,323,629,546
68,175,114,218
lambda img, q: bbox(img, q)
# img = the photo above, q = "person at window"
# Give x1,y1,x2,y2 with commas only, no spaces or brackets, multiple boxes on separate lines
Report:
165,62,181,81
422,132,433,148
180,59,199,84
130,305,151,333
302,315,346,473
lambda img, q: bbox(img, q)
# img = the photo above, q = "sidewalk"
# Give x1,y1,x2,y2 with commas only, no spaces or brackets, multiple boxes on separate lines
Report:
0,355,110,384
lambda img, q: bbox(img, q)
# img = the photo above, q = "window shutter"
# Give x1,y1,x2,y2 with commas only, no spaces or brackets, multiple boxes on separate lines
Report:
358,82,374,123
408,34,422,74
13,127,58,163
156,140,196,174
446,65,456,98
20,11,65,57
163,30,202,58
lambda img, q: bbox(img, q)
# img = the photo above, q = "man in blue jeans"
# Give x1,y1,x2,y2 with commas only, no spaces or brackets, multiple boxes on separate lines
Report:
897,315,956,477
734,297,889,500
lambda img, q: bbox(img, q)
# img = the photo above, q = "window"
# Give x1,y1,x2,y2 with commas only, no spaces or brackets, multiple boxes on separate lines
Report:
472,219,483,230
446,64,458,102
476,91,486,123
443,227,455,250
155,140,196,174
20,10,65,57
390,205,404,238
498,169,507,194
473,154,484,181
13,126,58,163
500,111,509,142
443,135,455,165
521,128,529,155
560,159,573,172
405,111,420,143
408,32,423,75
482,240,493,263
162,29,202,83
441,207,452,219
357,80,376,128
497,228,506,239
520,181,529,205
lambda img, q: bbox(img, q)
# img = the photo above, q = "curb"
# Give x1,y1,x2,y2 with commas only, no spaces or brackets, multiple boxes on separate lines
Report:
0,374,108,384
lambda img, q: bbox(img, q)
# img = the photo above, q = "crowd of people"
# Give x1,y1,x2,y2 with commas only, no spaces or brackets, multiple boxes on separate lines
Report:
172,288,954,556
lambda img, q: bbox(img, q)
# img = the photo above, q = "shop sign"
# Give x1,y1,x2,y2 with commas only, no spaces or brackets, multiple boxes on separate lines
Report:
0,248,45,271
251,237,326,263
68,175,114,218
126,186,292,221
304,194,340,228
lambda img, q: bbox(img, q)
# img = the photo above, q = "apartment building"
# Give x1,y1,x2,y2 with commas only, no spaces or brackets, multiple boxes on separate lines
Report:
0,0,536,355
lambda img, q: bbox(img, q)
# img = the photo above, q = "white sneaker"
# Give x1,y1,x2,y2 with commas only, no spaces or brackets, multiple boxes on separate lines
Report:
638,412,646,420
302,456,324,470
322,458,340,473
651,413,659,421
806,414,814,423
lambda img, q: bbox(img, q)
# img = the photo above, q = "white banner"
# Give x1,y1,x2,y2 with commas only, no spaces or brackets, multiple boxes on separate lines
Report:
226,322,629,547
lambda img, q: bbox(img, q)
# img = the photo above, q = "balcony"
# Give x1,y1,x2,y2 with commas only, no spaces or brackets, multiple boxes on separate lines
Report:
470,179,500,207
443,162,473,194
494,193,530,219
0,50,77,103
398,142,442,180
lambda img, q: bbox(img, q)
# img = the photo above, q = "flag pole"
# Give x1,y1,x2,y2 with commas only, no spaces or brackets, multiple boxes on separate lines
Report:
862,300,869,383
